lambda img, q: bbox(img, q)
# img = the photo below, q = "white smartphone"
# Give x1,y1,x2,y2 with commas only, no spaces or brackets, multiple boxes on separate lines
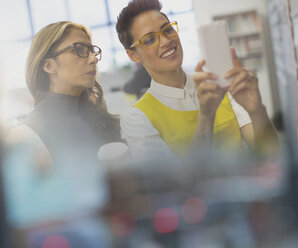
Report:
197,21,233,87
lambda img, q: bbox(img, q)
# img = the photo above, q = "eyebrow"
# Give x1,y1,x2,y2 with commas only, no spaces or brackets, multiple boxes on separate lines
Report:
141,22,170,37
76,37,92,44
160,22,170,29
81,40,92,46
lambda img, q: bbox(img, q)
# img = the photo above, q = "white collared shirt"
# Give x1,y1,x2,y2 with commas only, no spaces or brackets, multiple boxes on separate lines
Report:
120,74,251,159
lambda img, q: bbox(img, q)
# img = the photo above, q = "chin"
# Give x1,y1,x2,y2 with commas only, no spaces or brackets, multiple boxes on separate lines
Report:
177,57,183,66
171,53,183,68
170,60,183,70
86,80,95,88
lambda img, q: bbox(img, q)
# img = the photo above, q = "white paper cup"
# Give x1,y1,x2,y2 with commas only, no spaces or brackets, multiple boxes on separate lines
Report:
98,142,130,165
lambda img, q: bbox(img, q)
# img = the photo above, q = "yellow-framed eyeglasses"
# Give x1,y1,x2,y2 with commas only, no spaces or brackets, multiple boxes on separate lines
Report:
130,21,179,49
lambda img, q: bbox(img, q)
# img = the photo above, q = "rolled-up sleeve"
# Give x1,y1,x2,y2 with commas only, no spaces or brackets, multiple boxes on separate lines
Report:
228,93,252,128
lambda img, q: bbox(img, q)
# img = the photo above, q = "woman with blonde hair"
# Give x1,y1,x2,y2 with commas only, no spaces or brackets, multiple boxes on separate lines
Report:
14,21,123,166
6,21,122,247
26,21,121,144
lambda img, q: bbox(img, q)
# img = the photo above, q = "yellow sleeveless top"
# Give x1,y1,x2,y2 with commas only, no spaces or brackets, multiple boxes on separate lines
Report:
133,92,242,155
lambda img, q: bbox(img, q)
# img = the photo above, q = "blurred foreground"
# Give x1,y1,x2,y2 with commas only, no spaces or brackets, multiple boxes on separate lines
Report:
1,137,298,248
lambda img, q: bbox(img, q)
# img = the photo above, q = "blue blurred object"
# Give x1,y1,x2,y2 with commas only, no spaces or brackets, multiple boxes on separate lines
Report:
3,143,108,227
2,141,112,248
0,135,11,247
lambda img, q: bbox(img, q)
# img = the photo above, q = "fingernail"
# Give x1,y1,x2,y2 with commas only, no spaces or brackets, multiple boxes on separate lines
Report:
212,74,217,79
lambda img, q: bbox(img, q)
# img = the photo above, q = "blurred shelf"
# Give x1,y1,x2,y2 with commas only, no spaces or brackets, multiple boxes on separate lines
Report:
229,31,260,39
238,50,263,60
213,9,264,71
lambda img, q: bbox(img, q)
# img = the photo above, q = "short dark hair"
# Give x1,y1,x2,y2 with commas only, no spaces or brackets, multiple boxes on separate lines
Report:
116,0,168,49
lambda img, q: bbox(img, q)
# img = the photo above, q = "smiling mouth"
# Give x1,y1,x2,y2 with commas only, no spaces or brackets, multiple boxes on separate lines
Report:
161,48,176,58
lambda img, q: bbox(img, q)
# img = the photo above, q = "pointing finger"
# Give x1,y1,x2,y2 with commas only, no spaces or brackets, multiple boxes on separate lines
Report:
195,59,205,72
231,47,242,67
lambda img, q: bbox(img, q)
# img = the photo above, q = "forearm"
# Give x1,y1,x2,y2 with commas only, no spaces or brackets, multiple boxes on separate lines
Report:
192,113,215,149
248,105,280,154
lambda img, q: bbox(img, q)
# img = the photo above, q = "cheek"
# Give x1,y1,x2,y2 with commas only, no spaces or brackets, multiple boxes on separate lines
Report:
171,35,181,47
58,59,76,72
141,50,159,64
67,61,85,75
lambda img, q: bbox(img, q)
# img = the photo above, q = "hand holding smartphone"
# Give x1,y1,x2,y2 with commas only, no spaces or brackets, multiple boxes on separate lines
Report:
197,21,233,88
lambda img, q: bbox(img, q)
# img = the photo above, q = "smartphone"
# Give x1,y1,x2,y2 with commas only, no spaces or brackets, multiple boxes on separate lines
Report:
197,21,233,87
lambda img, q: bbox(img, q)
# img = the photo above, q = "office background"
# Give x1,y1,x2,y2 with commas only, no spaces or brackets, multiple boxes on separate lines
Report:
1,0,298,247
0,0,198,122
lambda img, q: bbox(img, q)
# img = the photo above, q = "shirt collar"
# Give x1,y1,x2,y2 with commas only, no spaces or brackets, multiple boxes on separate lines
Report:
150,74,194,99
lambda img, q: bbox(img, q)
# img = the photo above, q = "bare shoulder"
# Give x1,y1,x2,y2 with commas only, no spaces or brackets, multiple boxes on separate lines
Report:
6,124,53,170
6,124,42,145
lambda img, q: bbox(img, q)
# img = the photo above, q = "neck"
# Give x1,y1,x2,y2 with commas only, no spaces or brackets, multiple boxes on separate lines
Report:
150,68,186,89
49,82,83,96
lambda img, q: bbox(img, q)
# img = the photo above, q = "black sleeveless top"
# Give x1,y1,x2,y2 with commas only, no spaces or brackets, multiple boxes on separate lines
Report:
24,91,105,168
14,91,112,244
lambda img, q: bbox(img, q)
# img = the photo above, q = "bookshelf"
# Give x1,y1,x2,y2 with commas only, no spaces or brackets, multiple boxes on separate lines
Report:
213,10,263,71
192,0,281,118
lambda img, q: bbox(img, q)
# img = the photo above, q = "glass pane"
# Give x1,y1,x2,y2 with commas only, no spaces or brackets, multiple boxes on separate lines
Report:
110,25,123,50
108,0,131,23
0,41,30,90
30,0,67,33
114,50,131,67
160,0,193,14
0,0,31,41
92,26,114,72
171,12,200,72
68,0,107,26
0,46,5,91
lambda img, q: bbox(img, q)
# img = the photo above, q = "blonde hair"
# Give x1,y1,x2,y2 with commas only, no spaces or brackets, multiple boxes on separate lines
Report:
26,21,122,142
26,21,90,97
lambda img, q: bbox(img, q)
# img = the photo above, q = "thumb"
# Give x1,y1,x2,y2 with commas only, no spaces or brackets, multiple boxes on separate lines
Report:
230,47,242,67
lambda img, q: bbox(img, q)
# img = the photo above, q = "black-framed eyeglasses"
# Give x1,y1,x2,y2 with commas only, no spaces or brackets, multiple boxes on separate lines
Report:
130,21,179,49
51,42,102,60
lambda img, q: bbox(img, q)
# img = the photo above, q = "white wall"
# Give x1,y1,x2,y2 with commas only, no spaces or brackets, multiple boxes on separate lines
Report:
192,0,280,118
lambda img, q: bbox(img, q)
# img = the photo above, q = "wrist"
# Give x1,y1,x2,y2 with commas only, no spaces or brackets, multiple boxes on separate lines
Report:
199,111,216,123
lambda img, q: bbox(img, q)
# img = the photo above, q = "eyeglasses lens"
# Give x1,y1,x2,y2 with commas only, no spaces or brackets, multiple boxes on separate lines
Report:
141,23,178,48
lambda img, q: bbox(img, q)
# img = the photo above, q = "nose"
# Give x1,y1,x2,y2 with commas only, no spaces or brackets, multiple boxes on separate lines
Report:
159,33,171,47
89,52,99,64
